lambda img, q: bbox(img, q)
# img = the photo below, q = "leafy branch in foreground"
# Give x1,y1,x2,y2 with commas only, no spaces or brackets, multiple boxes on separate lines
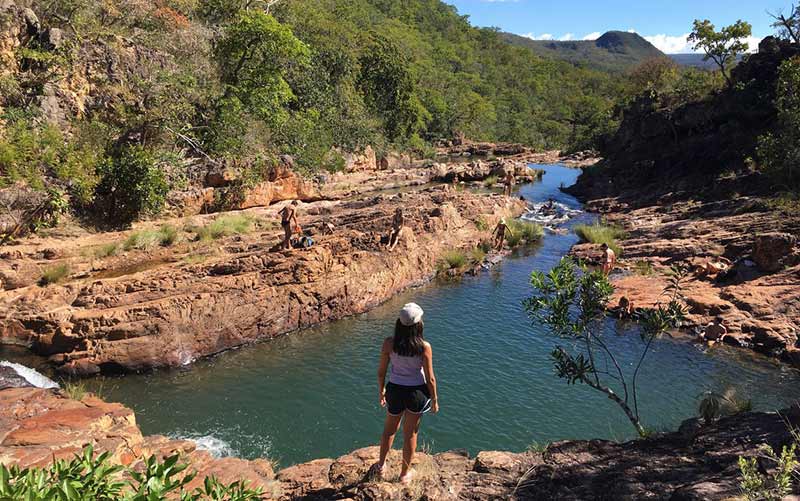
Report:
739,439,799,501
524,257,685,437
0,444,263,501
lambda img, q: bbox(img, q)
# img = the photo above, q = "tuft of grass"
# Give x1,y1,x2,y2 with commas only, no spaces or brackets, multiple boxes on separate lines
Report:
506,219,544,247
193,214,254,241
698,387,752,424
478,239,493,254
527,441,550,454
63,381,87,400
475,216,490,232
93,243,119,258
439,249,467,269
484,175,499,188
574,223,626,256
469,247,486,265
39,263,70,286
123,225,179,251
634,260,654,276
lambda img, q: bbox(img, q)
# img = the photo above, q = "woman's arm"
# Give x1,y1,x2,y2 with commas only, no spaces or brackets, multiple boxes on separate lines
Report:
422,342,439,413
377,338,391,407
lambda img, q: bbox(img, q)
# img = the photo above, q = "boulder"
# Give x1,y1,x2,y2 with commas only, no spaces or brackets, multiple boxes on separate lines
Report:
344,146,377,172
380,152,413,170
753,232,797,272
0,365,32,390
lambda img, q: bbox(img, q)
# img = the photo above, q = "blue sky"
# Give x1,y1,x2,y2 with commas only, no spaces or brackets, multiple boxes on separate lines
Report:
447,0,784,53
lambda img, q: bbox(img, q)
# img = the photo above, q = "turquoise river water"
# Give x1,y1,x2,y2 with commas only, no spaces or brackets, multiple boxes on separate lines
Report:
4,165,800,467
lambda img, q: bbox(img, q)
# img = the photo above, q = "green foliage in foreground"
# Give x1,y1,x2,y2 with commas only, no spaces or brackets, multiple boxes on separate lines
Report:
573,223,626,256
123,225,179,251
739,441,799,501
524,257,685,437
0,445,263,501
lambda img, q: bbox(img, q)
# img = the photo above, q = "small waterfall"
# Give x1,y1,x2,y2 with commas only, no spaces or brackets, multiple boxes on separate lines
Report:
0,361,59,389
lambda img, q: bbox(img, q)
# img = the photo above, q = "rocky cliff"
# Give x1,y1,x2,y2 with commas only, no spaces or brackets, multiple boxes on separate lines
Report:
2,383,797,500
0,186,524,375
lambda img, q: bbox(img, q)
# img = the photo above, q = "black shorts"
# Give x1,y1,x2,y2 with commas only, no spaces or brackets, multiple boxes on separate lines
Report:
385,382,431,416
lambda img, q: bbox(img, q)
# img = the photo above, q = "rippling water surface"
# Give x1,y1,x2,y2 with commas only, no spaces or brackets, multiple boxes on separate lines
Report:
6,165,800,467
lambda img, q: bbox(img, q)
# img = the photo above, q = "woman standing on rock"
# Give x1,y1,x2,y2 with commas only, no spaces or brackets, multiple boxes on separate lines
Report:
374,303,439,483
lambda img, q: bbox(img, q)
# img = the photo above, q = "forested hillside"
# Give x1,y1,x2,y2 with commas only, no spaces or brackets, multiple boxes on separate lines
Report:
0,0,622,228
503,31,665,72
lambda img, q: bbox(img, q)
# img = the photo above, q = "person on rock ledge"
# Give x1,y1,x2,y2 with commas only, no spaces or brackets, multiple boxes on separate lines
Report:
503,171,515,197
701,317,728,345
601,243,616,276
492,219,512,251
278,200,299,250
373,303,439,484
387,208,405,251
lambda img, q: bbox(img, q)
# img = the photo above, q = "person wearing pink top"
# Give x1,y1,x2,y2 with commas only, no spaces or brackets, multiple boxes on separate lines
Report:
372,303,439,484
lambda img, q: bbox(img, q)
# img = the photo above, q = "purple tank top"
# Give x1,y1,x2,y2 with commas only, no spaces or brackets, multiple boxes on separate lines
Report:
389,352,426,386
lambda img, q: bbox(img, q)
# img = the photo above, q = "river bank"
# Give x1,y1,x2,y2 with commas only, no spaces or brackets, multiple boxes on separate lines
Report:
2,377,797,500
566,185,800,369
1,154,540,375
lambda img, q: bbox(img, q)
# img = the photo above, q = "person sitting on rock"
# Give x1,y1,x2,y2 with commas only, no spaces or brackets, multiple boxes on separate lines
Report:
601,243,616,276
373,303,439,484
492,219,513,251
388,208,405,251
701,317,728,345
278,200,299,250
617,296,635,319
503,171,516,197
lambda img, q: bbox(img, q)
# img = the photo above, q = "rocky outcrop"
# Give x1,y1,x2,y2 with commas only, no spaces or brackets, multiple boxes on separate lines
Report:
582,196,800,365
3,386,798,500
0,189,524,375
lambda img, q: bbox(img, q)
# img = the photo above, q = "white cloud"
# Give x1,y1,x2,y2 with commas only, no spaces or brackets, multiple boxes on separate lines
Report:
582,32,602,40
643,33,763,54
559,33,574,41
520,32,553,40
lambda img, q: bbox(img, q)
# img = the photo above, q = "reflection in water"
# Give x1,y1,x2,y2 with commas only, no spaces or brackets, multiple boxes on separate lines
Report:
4,165,800,467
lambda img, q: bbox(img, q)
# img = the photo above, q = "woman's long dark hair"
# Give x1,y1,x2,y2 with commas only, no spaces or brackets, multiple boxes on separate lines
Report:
393,320,425,357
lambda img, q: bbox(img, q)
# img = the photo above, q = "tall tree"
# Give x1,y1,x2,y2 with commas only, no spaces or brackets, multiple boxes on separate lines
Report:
769,4,800,45
688,19,752,89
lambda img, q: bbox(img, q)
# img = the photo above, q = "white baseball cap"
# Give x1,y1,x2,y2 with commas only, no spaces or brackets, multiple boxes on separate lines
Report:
399,303,424,326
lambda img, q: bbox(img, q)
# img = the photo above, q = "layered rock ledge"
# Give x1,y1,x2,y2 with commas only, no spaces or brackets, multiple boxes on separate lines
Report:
570,195,800,367
1,187,523,375
2,385,796,500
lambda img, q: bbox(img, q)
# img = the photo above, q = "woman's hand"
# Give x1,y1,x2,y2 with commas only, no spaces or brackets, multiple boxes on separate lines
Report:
431,398,439,414
379,390,386,408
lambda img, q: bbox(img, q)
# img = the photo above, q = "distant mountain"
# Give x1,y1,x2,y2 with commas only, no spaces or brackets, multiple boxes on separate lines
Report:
503,31,666,72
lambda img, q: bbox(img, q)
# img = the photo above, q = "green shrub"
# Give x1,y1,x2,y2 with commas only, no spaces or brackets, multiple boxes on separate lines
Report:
94,146,168,226
698,388,752,424
436,249,468,274
478,239,493,254
574,223,626,255
484,175,498,188
93,243,119,258
194,214,254,241
739,442,798,501
634,260,654,276
123,225,179,251
757,56,800,192
475,216,490,231
62,381,88,401
508,220,544,244
39,264,70,286
0,445,263,500
469,247,487,265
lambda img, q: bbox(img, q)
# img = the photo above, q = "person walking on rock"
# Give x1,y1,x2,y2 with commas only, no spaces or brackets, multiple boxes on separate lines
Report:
373,303,439,484
503,171,515,197
388,208,405,251
492,219,512,251
601,243,616,275
279,200,299,250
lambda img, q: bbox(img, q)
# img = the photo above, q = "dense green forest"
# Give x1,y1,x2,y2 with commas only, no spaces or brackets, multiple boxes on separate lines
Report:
1,0,796,228
0,0,624,223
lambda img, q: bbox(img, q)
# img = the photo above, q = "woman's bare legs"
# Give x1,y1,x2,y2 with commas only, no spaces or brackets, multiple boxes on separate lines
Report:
377,413,403,470
399,411,422,482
